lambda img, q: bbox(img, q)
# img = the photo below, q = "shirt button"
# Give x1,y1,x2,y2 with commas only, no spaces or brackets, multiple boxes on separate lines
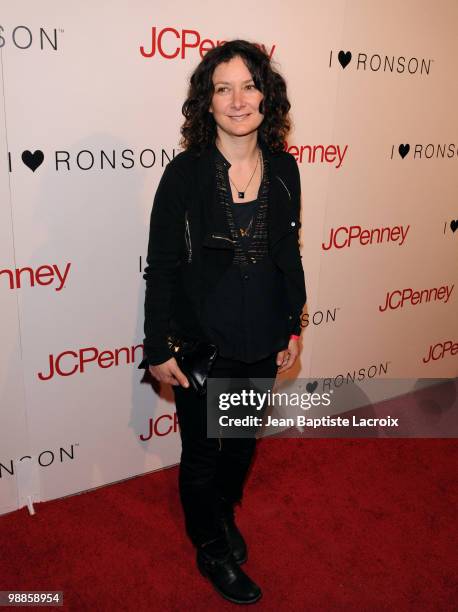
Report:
243,274,249,280
291,221,296,227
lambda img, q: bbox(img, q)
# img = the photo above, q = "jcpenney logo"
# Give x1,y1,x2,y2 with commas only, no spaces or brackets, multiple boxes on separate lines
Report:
139,414,179,440
422,339,458,364
322,224,409,250
379,284,454,312
330,49,433,76
38,345,144,380
1,263,70,291
139,27,275,60
284,140,348,168
0,445,77,479
0,25,62,51
392,143,458,160
8,147,179,173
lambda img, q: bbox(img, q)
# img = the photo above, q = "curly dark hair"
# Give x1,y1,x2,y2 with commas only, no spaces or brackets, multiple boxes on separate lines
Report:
180,39,291,154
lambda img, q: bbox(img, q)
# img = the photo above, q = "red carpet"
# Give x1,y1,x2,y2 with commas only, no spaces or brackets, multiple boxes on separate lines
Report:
1,438,457,610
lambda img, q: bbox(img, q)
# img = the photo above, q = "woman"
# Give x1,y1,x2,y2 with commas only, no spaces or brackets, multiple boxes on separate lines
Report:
141,39,306,605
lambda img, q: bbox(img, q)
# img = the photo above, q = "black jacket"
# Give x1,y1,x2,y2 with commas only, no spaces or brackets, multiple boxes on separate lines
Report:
141,138,307,366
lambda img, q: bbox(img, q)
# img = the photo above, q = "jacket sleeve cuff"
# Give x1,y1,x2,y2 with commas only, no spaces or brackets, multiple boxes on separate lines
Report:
138,344,174,369
291,318,302,336
291,327,302,337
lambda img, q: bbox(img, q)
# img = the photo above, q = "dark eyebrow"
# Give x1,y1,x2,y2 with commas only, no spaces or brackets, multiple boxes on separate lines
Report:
214,79,255,85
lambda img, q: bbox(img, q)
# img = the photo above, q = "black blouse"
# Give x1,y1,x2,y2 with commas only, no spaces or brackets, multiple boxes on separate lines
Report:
202,197,292,363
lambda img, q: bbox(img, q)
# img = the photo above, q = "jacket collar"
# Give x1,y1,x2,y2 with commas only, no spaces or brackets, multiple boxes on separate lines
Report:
198,138,293,251
210,137,272,168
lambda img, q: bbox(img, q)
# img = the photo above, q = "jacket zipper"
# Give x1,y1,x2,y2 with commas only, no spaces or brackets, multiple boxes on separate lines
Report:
211,234,235,243
276,175,291,200
184,211,192,263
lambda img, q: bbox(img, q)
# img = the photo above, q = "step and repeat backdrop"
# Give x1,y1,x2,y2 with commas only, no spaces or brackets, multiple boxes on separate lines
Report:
1,1,457,515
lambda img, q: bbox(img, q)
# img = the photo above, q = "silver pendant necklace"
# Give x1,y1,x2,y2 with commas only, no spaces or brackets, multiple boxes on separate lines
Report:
221,146,262,200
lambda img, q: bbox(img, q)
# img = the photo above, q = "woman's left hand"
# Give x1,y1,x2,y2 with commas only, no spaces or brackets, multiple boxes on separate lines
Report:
276,337,300,373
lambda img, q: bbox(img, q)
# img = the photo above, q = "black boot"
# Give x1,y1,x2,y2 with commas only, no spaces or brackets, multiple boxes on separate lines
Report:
196,536,261,605
217,498,248,565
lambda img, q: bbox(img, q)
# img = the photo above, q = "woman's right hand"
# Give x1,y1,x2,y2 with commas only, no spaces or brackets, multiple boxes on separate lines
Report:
148,357,189,388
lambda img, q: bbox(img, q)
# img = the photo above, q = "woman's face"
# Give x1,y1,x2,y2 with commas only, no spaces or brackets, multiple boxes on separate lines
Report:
209,55,264,139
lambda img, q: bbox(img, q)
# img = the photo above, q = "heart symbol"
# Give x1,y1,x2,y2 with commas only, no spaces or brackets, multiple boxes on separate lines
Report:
22,150,44,172
306,380,318,393
398,144,410,159
451,219,458,233
338,51,352,68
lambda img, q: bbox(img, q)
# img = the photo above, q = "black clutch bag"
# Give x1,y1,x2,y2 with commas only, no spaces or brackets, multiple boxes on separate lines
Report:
138,333,218,396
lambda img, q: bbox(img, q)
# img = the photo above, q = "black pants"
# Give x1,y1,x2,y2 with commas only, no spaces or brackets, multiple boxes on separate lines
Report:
172,351,278,547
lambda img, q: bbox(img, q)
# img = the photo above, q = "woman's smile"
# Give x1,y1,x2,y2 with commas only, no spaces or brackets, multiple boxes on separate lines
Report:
229,113,251,121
